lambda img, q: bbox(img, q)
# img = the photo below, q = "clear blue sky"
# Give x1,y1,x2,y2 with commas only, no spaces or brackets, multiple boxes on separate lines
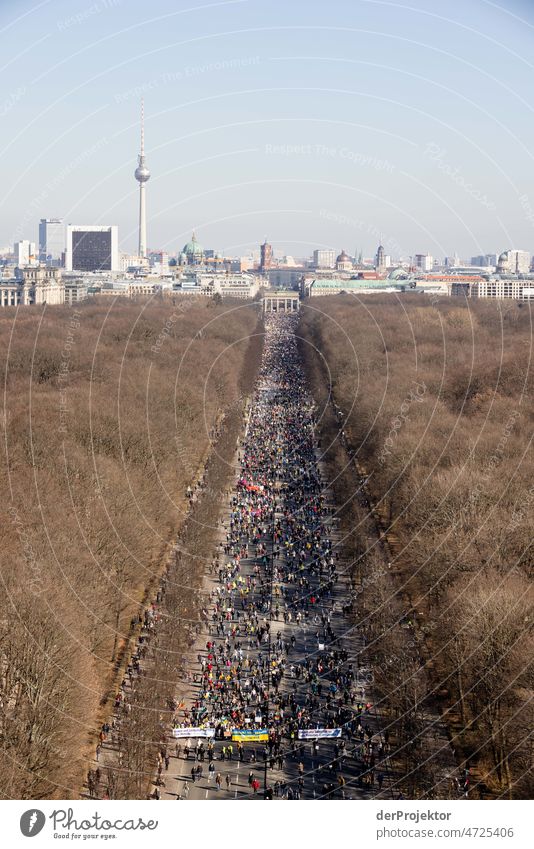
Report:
1,0,534,260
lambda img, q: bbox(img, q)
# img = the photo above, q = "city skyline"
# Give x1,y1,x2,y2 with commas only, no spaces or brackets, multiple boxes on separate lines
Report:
1,0,534,258
5,222,528,268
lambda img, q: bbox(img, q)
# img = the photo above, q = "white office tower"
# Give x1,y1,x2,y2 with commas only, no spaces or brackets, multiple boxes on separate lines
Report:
14,240,36,266
65,225,119,272
39,218,64,264
134,99,151,260
313,249,336,268
510,250,531,274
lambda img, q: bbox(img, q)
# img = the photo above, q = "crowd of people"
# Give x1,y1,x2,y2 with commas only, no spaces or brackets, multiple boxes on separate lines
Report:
166,313,390,799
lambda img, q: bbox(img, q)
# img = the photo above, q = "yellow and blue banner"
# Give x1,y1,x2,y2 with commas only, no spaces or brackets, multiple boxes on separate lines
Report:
231,728,269,742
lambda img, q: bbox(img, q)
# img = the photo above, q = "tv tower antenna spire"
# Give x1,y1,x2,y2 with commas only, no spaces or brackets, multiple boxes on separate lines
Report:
134,98,150,260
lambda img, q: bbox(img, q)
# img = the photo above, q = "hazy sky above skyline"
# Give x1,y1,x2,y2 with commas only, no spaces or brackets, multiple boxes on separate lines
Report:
1,0,534,260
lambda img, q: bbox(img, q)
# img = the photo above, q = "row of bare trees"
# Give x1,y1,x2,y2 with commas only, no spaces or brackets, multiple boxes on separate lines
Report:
300,295,533,798
0,296,260,798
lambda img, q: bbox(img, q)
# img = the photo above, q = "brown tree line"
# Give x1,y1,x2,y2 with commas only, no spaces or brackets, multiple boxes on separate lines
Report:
300,295,533,798
0,296,260,798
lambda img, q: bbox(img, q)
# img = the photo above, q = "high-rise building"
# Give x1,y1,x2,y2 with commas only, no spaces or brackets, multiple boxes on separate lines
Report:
375,243,386,272
471,254,497,268
148,250,169,274
496,249,531,275
414,253,433,272
38,218,64,264
511,250,531,273
65,225,119,272
134,99,150,260
14,240,36,267
313,249,335,268
260,239,273,271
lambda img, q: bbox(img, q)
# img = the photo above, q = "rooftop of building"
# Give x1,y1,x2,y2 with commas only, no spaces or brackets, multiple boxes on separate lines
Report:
309,278,405,289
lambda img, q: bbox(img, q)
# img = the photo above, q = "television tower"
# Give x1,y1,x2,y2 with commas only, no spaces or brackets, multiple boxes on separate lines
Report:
134,99,150,260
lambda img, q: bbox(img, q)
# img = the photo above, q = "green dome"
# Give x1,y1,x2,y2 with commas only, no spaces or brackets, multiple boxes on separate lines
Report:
183,232,203,257
389,266,410,280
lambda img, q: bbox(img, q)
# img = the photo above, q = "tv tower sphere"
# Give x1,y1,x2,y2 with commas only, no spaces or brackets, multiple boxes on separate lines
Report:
135,162,151,182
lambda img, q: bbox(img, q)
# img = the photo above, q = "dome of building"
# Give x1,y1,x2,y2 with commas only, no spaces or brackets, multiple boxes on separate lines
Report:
182,232,204,260
497,250,510,273
336,249,350,264
388,266,410,280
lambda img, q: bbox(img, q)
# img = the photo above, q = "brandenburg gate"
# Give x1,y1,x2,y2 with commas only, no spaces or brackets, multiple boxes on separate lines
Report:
262,291,300,313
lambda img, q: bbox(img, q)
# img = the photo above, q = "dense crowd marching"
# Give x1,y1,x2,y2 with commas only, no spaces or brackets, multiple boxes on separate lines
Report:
166,313,389,799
